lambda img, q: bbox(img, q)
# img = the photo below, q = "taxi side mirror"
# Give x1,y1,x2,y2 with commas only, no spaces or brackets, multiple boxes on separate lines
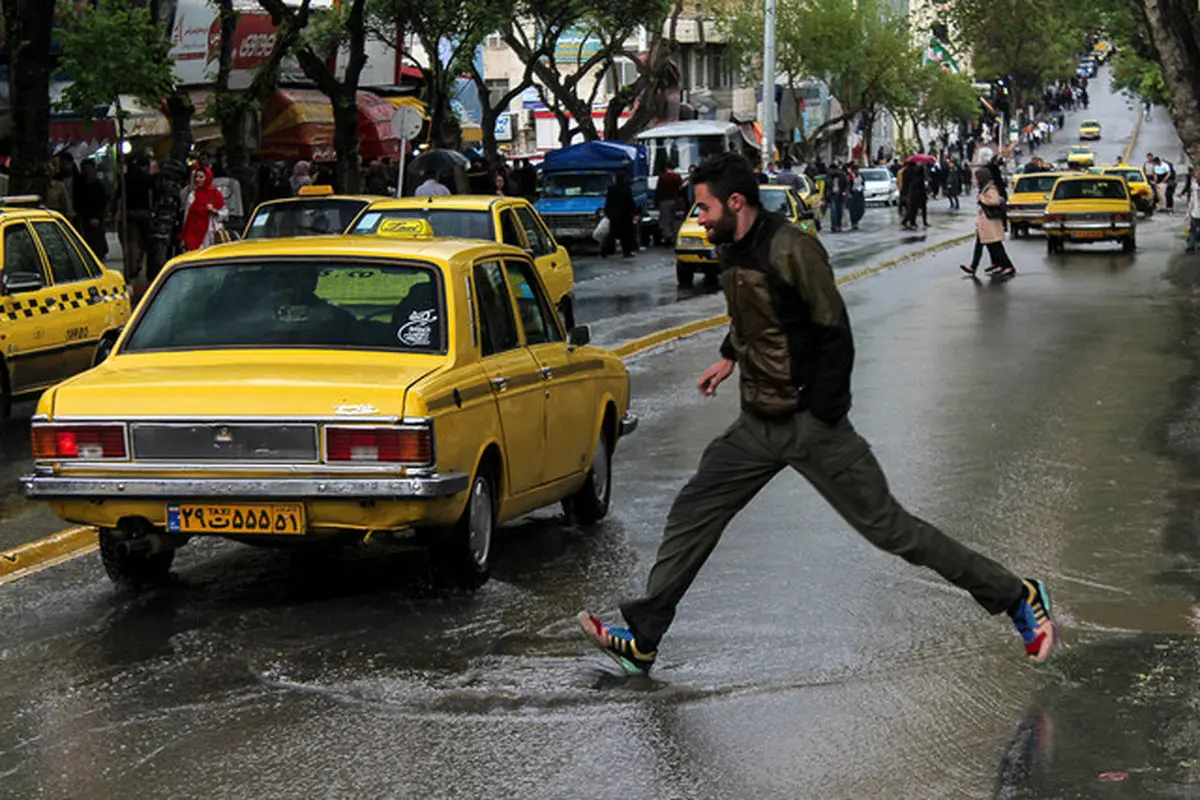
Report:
567,325,591,347
2,270,44,294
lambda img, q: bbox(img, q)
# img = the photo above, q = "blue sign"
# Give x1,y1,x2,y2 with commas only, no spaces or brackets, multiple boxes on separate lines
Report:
495,112,513,142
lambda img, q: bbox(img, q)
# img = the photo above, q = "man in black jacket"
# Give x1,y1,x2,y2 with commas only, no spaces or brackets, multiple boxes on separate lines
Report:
578,153,1058,675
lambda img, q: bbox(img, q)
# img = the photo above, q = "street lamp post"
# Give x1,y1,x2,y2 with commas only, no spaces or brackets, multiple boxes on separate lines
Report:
762,0,777,171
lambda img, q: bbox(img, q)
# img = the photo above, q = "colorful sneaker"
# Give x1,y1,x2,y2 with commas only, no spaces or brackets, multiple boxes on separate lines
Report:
577,611,656,675
1011,579,1058,664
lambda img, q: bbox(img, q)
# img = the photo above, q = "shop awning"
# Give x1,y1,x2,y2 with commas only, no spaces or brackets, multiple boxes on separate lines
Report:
49,94,170,147
382,95,427,117
260,88,401,163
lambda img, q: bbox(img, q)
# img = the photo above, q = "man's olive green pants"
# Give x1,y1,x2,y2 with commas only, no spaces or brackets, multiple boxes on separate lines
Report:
620,411,1026,650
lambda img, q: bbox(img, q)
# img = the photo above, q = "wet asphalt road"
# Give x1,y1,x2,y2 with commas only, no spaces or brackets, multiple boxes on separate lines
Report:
6,74,1200,798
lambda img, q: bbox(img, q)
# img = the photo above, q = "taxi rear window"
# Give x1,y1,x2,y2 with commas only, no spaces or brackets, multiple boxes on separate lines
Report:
1053,180,1128,201
1014,175,1058,194
352,209,493,241
243,199,371,239
123,260,445,353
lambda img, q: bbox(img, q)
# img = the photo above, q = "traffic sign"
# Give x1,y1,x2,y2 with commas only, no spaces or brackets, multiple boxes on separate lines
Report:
390,105,423,141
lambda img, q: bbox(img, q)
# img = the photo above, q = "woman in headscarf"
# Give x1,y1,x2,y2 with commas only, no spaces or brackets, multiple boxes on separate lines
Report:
959,167,1015,280
179,166,228,252
290,160,313,195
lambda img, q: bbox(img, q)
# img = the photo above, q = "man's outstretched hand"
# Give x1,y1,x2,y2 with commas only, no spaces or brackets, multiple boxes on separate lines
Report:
698,358,735,397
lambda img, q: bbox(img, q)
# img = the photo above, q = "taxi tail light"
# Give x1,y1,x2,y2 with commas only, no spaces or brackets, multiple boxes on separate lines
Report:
326,426,432,464
1111,212,1133,223
32,424,128,460
1043,213,1065,224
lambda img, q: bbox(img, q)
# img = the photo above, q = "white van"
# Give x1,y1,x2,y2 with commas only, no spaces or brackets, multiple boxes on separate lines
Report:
636,121,748,193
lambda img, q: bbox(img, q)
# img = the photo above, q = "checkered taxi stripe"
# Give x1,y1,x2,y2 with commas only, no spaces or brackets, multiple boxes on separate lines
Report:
0,284,129,321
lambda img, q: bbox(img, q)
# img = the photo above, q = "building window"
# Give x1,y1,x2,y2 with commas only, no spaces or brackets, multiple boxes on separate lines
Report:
486,33,504,50
486,79,510,108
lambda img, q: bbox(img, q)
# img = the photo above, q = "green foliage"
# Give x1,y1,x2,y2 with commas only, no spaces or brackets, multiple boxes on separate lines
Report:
912,66,981,129
1093,0,1171,106
57,0,175,127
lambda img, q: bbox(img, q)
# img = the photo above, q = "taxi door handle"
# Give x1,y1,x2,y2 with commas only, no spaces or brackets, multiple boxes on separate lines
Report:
540,366,553,379
490,377,509,392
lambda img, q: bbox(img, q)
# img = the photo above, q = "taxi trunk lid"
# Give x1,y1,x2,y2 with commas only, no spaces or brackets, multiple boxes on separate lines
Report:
48,350,446,420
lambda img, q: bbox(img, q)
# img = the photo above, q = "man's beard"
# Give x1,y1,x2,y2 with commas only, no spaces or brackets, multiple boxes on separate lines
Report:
706,202,738,245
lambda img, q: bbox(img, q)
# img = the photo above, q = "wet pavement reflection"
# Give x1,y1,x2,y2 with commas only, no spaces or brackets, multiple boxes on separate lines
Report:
4,71,1200,798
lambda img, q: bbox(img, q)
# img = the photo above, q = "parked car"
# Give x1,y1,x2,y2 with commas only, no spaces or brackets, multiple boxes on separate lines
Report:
0,197,131,417
1043,174,1136,254
21,227,637,591
349,195,576,328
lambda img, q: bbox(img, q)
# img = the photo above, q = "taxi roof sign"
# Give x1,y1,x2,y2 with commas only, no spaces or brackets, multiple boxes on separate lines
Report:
297,185,335,196
377,218,435,239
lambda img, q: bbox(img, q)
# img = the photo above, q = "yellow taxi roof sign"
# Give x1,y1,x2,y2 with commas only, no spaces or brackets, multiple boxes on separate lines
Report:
298,185,335,196
377,218,435,239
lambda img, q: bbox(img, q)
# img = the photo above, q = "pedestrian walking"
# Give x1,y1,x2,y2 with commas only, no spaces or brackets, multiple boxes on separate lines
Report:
414,170,451,197
113,155,155,281
601,172,638,258
824,162,848,232
577,153,1058,675
900,161,928,229
43,161,72,218
289,160,313,195
944,160,962,210
179,166,229,252
75,159,109,261
847,164,866,231
1153,159,1169,210
1187,173,1200,253
960,167,1015,280
657,167,684,245
1165,158,1178,212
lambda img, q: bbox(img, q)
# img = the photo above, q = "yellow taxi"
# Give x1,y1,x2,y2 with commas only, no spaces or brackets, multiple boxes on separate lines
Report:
0,198,131,417
1042,174,1137,254
242,186,376,239
20,226,637,591
349,196,577,327
1078,120,1102,140
674,185,815,288
1067,146,1096,169
1097,164,1156,216
1007,172,1062,237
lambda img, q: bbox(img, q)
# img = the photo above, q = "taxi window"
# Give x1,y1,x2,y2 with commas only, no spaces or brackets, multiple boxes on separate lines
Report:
498,210,525,249
760,191,791,215
351,209,493,240
473,261,520,356
3,224,44,288
1013,175,1058,194
58,221,102,277
503,260,561,345
33,222,91,284
1053,180,1127,201
123,261,444,353
243,199,369,239
514,206,554,256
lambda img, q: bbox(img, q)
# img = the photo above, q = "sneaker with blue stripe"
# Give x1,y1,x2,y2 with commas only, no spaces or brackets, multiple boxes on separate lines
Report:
577,611,656,675
1011,578,1058,664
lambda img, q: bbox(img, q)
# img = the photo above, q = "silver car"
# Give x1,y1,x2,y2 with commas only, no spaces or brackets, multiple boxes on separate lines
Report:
860,168,899,206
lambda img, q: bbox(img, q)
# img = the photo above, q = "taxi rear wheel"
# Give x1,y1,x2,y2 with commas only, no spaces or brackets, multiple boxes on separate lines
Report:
565,426,612,526
431,468,495,591
0,364,10,420
676,261,695,288
98,526,175,588
1123,233,1137,253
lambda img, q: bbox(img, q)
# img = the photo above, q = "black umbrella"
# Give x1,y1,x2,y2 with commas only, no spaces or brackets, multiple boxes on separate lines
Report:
407,148,469,178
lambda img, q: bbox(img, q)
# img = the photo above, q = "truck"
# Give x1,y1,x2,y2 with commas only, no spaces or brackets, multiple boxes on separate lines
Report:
534,141,657,248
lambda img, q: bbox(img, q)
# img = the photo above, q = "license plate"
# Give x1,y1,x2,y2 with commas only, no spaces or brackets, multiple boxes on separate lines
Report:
166,503,306,535
1070,230,1106,239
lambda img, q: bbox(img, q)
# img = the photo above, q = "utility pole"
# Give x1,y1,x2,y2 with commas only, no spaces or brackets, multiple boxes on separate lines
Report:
761,0,776,170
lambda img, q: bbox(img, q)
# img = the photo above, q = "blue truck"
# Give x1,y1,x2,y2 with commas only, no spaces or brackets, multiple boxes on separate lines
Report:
534,141,658,248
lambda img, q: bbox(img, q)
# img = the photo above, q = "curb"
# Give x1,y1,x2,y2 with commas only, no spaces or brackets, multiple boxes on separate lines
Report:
0,228,975,587
0,526,97,585
617,231,975,360
1122,113,1143,165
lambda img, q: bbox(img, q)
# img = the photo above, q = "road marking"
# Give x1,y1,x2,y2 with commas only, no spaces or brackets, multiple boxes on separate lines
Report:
0,526,97,584
1122,113,1143,165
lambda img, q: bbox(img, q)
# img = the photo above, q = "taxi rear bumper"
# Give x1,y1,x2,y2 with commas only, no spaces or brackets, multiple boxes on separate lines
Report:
21,473,470,500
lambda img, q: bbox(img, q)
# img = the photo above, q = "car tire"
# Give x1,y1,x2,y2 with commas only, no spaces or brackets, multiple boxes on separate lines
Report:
564,425,612,526
1123,233,1137,253
676,261,695,288
0,363,11,421
702,264,720,288
98,526,175,588
431,467,495,592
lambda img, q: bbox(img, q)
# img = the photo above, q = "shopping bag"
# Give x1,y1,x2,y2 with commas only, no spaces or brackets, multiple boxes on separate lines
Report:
592,215,611,243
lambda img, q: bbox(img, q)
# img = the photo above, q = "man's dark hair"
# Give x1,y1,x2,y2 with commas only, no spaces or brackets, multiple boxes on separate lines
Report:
691,152,761,207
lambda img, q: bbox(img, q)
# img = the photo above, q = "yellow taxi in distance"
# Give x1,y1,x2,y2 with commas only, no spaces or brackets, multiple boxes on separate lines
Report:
242,185,377,239
1042,174,1136,254
1067,146,1096,169
0,198,131,417
1078,120,1102,140
674,185,815,288
21,227,637,591
349,195,577,328
1097,164,1156,216
1007,172,1062,237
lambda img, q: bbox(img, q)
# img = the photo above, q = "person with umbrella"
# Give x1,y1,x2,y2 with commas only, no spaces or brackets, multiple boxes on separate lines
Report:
901,154,932,230
414,169,451,197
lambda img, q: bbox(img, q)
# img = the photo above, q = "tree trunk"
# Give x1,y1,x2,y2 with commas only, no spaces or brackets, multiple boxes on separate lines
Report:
1139,0,1200,166
332,88,362,194
862,110,876,166
3,0,53,196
